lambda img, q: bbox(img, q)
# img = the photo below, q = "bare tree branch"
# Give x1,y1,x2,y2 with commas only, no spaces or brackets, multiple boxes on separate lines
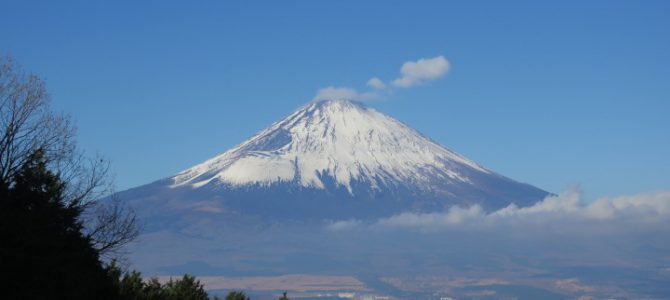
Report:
0,54,140,258
85,196,142,259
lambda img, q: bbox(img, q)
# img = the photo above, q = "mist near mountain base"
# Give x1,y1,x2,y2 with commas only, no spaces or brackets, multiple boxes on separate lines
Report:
125,188,670,299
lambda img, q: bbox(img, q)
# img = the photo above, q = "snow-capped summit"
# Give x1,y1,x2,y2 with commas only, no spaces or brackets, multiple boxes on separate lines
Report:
172,99,489,193
120,99,549,219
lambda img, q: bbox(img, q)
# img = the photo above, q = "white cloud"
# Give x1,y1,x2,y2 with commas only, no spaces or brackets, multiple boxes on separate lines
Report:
331,189,670,231
554,278,595,293
326,219,362,232
490,188,670,223
392,56,450,88
312,86,377,102
490,187,583,219
375,205,483,228
366,77,385,89
312,55,450,102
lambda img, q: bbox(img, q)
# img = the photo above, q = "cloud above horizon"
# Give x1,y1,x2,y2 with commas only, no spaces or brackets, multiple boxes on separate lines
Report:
326,188,670,232
322,187,670,298
366,77,386,89
312,86,378,102
312,55,450,102
392,56,450,88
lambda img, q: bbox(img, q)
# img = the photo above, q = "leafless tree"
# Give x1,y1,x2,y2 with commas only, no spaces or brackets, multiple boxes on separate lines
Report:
86,196,140,259
0,54,139,258
0,56,74,183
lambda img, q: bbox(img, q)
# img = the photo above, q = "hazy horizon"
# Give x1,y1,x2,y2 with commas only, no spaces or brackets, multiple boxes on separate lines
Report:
2,1,669,299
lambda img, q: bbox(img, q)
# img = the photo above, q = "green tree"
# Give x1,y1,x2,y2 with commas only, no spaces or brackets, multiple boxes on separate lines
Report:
109,263,223,300
0,55,139,260
119,270,146,299
143,278,168,300
225,291,251,300
163,274,210,300
0,150,119,299
278,291,289,300
0,55,139,299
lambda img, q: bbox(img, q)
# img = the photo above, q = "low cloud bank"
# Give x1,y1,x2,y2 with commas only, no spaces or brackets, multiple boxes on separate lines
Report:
327,188,670,231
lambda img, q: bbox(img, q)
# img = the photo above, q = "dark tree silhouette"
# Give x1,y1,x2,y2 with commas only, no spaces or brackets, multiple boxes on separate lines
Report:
0,150,119,299
163,274,210,300
0,55,138,258
225,291,251,300
107,263,222,300
0,54,284,300
278,291,290,300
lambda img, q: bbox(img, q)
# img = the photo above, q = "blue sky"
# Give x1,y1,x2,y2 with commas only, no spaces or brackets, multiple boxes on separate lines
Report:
1,1,668,199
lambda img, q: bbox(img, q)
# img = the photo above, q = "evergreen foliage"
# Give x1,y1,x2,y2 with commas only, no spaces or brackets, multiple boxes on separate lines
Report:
0,56,223,300
0,151,226,299
107,263,238,300
0,150,118,299
163,274,210,300
225,291,250,300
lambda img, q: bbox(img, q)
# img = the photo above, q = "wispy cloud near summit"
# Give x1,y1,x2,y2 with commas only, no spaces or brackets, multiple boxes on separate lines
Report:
392,56,450,88
312,55,450,101
366,77,386,89
312,86,377,102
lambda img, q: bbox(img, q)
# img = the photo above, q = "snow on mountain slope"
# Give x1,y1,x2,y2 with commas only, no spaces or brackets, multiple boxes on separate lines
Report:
171,99,490,194
118,99,548,220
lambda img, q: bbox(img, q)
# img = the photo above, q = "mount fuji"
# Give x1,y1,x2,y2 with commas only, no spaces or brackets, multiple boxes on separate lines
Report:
118,99,548,221
117,100,665,299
